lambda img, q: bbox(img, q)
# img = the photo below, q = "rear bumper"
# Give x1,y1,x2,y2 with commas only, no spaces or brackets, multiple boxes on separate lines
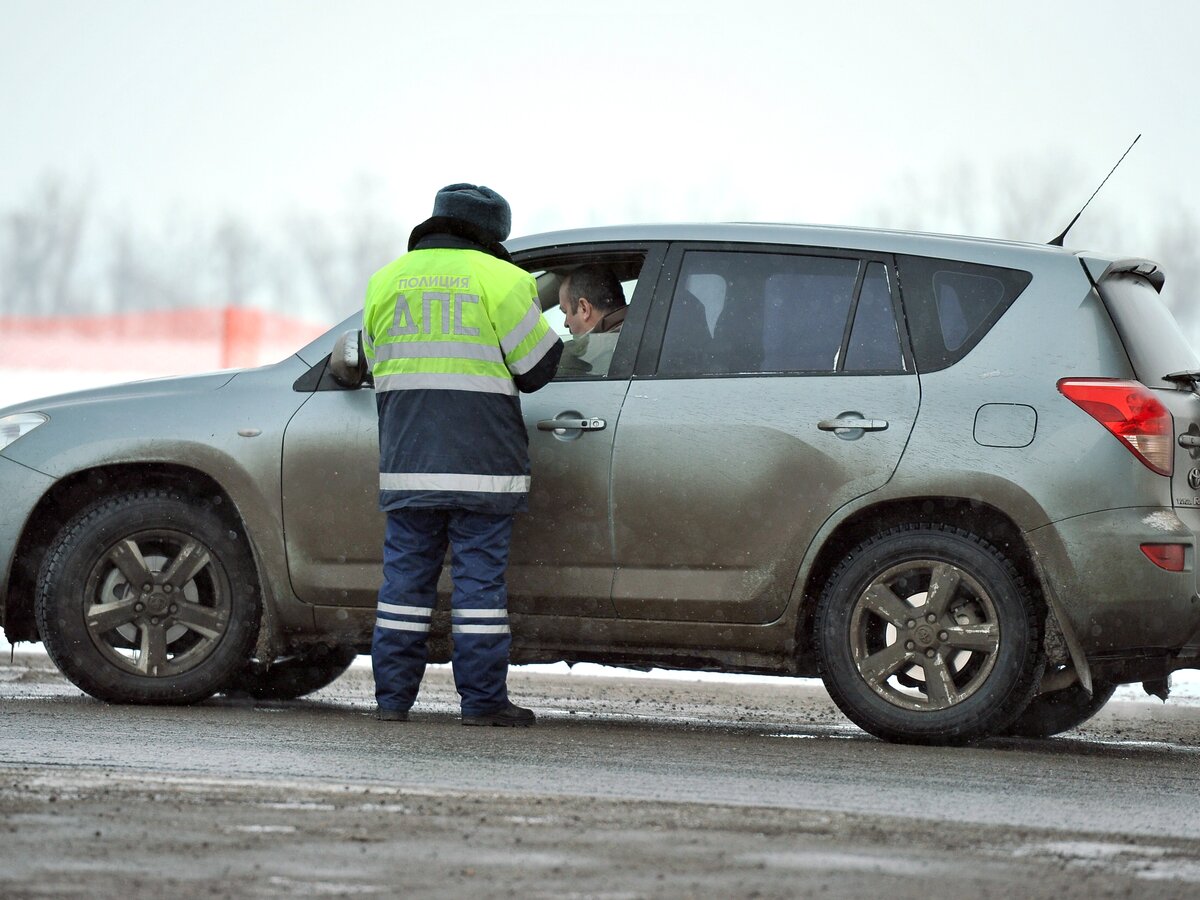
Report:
0,454,55,624
1027,507,1200,658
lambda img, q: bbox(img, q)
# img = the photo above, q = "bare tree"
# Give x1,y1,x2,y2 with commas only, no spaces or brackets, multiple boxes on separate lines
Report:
106,222,140,315
103,214,207,315
286,213,342,316
285,176,404,320
211,216,260,308
868,158,1084,242
1145,204,1200,336
0,172,416,322
867,159,1200,341
341,174,404,315
0,176,89,315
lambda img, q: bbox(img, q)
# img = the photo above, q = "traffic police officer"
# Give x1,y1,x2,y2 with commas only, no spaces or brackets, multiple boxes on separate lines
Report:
363,183,562,726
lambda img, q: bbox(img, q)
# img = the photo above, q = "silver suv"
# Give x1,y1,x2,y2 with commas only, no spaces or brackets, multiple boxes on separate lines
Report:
3,223,1199,744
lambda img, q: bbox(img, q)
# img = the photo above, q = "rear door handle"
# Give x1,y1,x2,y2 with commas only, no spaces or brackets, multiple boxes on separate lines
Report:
818,415,889,437
537,417,607,432
818,418,889,432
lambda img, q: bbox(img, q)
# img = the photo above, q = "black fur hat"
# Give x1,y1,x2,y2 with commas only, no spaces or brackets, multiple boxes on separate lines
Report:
431,183,512,244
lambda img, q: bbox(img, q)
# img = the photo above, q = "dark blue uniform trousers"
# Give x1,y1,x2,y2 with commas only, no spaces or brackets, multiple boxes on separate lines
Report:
372,508,514,717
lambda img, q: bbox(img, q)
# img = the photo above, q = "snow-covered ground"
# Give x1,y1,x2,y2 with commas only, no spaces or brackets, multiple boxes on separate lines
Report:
2,367,1199,704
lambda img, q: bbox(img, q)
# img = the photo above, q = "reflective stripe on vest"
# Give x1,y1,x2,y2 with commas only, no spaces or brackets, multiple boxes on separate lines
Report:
379,472,532,493
508,327,560,375
374,373,517,396
499,302,543,356
373,340,506,365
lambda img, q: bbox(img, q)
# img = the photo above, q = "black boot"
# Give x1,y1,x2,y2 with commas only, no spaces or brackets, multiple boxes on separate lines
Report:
461,700,535,727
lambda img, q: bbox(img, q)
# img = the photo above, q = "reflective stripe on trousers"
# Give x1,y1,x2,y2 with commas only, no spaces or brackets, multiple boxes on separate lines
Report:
371,507,514,717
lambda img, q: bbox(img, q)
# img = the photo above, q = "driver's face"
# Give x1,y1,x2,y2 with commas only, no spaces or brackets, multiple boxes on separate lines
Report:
558,278,590,336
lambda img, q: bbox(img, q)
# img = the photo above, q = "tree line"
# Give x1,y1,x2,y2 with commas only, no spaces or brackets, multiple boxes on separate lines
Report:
867,158,1200,337
0,175,403,323
3,167,1197,341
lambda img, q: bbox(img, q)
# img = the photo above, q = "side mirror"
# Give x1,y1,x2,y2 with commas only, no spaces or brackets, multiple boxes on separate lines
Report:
329,330,369,388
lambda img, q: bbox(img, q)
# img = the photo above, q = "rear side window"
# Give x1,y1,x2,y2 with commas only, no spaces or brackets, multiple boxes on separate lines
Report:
898,256,1032,372
656,250,907,376
845,262,904,371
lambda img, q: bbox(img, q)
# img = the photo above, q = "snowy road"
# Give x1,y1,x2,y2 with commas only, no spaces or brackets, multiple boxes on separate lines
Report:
3,654,1200,897
6,370,1200,896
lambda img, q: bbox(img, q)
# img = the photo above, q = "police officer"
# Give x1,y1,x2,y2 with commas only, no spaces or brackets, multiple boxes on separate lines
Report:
363,184,562,726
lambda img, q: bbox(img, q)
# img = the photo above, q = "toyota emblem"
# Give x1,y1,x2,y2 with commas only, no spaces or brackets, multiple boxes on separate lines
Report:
1189,468,1200,491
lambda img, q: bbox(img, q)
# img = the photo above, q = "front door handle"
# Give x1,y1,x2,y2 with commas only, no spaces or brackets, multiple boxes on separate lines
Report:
537,417,607,433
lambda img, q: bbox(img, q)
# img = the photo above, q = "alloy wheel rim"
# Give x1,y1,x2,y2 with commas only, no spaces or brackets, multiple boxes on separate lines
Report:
848,559,1001,712
81,529,231,677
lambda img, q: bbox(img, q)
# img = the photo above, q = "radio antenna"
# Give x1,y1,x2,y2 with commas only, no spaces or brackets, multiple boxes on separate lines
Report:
1049,134,1141,246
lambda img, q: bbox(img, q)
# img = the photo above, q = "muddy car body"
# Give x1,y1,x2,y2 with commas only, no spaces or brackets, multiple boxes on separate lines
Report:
3,223,1200,743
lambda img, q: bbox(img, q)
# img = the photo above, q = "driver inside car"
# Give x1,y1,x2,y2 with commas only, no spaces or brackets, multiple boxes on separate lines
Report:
556,264,627,377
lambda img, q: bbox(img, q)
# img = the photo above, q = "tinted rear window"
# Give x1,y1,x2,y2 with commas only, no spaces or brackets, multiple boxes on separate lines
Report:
897,256,1032,372
1100,272,1199,388
655,250,907,376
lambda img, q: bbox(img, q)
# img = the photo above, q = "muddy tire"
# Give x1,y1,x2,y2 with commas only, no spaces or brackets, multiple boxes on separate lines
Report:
34,490,261,704
814,525,1043,745
224,646,358,700
1004,679,1117,738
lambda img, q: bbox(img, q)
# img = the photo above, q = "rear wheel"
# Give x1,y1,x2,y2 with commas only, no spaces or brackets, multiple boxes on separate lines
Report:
34,490,261,704
224,646,358,700
1004,678,1117,738
814,525,1043,745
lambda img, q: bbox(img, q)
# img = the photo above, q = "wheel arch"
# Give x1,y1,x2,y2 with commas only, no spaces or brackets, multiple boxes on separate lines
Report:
4,463,267,645
793,496,1056,673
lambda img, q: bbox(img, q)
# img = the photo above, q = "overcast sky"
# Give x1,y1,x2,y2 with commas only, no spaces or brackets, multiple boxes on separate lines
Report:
2,0,1197,243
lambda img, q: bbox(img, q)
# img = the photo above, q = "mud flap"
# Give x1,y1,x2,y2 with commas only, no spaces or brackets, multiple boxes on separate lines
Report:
1031,560,1094,695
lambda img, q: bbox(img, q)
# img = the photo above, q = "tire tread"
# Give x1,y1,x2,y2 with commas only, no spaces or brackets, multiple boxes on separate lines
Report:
34,488,260,704
814,523,1044,745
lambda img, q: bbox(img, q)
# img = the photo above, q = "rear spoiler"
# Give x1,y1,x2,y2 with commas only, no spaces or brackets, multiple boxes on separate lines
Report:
1078,255,1165,293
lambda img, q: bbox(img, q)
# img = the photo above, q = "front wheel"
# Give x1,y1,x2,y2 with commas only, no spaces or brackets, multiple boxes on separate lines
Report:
814,525,1043,745
35,490,261,704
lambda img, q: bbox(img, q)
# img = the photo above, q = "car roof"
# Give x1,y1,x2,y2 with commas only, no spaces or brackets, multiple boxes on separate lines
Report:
506,222,1105,268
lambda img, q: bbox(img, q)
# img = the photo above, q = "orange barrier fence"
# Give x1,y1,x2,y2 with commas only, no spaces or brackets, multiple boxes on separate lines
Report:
0,308,333,373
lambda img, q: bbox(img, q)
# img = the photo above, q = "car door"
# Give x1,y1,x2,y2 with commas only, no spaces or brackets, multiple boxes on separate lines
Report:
281,312,388,609
507,244,664,617
281,243,665,618
610,243,920,624
280,360,627,616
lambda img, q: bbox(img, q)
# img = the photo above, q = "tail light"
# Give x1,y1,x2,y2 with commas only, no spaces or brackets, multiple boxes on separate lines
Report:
1057,378,1173,476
